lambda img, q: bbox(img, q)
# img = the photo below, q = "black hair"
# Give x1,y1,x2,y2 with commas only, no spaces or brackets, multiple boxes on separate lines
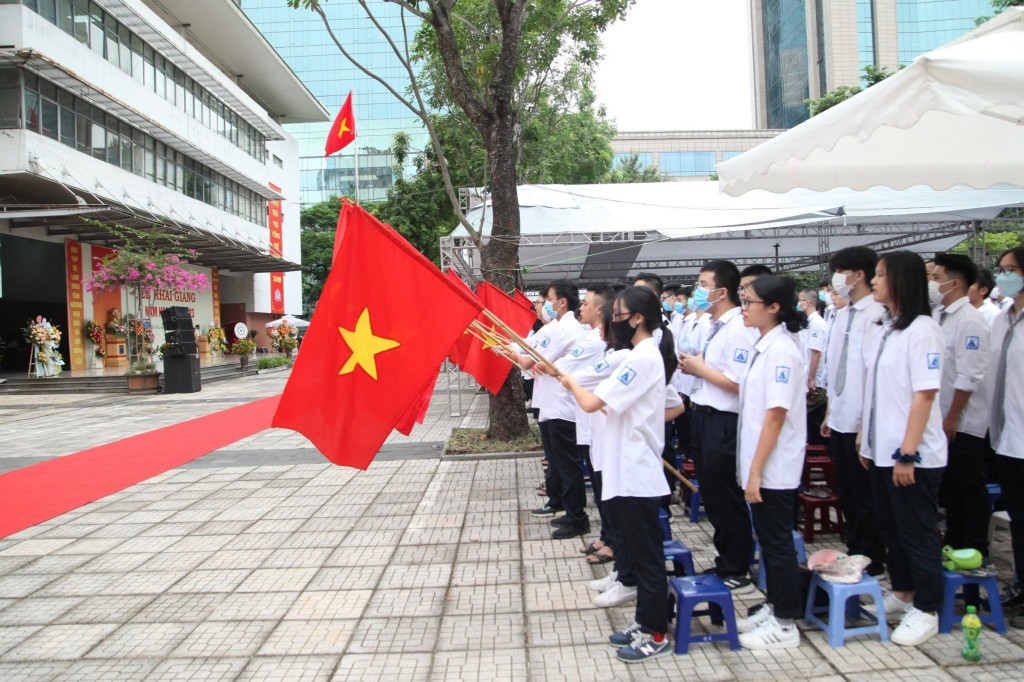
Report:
998,247,1024,280
633,272,664,297
818,278,832,289
750,276,808,334
829,246,878,282
587,283,616,307
662,284,679,297
740,264,772,280
601,299,629,352
679,285,693,298
976,267,995,298
609,282,628,294
531,318,544,334
932,252,977,288
877,251,931,331
546,279,579,313
700,260,741,306
613,286,676,384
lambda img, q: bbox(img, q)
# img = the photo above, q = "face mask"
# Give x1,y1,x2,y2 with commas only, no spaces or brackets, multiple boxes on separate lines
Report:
831,272,855,299
662,301,673,313
797,302,804,313
996,272,1024,299
818,291,828,303
687,298,697,312
928,280,954,306
608,318,636,349
542,301,558,320
674,301,686,314
692,285,714,312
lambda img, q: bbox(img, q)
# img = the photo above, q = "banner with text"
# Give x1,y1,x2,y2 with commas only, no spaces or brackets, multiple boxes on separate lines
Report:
64,240,86,370
268,182,284,314
211,268,221,326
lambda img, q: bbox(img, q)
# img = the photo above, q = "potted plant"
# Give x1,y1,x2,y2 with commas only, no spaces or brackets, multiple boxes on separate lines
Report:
85,320,106,369
232,337,256,370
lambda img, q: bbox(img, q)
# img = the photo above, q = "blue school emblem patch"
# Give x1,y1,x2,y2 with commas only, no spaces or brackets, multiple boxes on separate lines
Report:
618,366,637,386
775,366,791,384
927,353,940,370
593,360,609,372
538,337,550,349
570,345,584,358
734,349,749,364
965,336,980,350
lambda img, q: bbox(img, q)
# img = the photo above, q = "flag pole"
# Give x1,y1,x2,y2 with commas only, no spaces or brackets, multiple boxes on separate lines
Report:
354,143,360,204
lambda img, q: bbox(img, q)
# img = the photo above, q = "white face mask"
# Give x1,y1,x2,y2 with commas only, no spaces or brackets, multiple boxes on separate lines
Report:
831,272,855,298
928,280,953,306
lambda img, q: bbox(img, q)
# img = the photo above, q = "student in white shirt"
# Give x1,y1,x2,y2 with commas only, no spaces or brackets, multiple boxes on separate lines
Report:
561,286,681,662
734,275,808,650
678,260,756,595
969,267,1001,327
821,246,887,575
986,246,1024,629
798,288,828,390
930,253,991,561
861,251,947,647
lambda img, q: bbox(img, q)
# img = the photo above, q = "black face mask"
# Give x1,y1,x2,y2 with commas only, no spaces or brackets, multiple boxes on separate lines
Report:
608,318,636,349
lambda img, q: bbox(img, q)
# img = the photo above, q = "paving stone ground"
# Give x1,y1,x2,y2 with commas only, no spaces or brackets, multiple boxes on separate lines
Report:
0,369,1021,680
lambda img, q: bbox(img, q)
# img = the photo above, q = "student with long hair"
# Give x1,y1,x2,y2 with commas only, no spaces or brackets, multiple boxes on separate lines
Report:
861,251,947,646
734,276,808,649
561,286,679,662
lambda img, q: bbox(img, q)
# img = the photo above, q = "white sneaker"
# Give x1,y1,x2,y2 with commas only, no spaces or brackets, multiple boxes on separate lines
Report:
881,591,913,622
737,602,773,634
587,570,618,593
593,582,638,608
891,606,938,647
738,614,801,650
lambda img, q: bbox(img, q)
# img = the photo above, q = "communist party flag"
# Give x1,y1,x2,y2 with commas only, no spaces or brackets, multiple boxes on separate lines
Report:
272,201,481,468
324,91,356,157
478,281,537,338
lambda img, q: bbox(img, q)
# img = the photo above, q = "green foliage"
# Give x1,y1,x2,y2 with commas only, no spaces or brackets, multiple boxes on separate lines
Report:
951,230,1024,269
805,64,901,116
299,196,343,311
611,153,662,184
977,0,1024,25
257,357,293,370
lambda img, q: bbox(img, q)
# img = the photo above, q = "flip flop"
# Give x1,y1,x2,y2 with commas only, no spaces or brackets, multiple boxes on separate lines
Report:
586,549,614,564
579,541,606,556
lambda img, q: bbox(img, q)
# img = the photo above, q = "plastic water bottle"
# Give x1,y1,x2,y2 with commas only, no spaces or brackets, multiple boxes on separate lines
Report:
962,605,982,661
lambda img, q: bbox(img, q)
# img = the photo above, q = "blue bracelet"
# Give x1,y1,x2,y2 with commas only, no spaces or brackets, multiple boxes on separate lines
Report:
891,449,922,465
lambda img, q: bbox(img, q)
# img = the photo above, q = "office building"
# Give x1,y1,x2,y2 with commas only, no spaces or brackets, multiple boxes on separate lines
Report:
0,0,327,373
612,130,784,180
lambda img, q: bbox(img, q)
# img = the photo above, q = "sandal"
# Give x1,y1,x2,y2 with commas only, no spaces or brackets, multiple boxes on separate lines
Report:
579,541,606,556
586,549,614,564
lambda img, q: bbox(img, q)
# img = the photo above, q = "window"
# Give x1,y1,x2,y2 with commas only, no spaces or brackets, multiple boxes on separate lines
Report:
612,152,652,170
72,0,89,44
40,97,58,140
39,0,56,23
104,14,119,68
659,152,717,177
0,67,19,129
57,0,73,33
118,25,132,75
88,2,105,56
721,151,744,162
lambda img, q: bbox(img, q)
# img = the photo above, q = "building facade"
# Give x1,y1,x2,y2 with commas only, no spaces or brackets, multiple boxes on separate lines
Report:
241,0,428,207
751,0,991,129
0,0,326,374
612,130,784,180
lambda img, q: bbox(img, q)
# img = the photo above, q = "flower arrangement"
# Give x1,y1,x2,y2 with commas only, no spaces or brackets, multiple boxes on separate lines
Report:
207,325,227,352
268,321,299,353
23,316,64,377
84,321,106,357
231,337,256,355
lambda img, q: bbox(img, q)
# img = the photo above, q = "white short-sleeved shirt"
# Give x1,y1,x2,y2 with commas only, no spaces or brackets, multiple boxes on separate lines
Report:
986,305,1024,459
934,298,990,438
860,315,947,468
825,295,886,433
594,338,672,500
530,312,584,422
674,313,707,396
738,325,808,490
555,328,609,445
579,349,629,471
800,312,829,388
978,300,1001,327
690,307,753,413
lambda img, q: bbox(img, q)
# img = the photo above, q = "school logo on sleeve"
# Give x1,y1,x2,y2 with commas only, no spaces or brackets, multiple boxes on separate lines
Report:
775,366,791,384
927,353,940,370
965,336,980,350
593,360,609,372
538,337,550,349
617,366,637,386
811,331,821,339
570,345,584,358
733,349,749,364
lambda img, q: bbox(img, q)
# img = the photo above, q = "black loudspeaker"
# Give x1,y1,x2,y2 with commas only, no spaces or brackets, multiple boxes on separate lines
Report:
164,329,198,356
164,354,201,393
161,306,193,329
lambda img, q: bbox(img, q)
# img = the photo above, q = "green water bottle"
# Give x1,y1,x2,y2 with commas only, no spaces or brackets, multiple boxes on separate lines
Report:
962,605,982,661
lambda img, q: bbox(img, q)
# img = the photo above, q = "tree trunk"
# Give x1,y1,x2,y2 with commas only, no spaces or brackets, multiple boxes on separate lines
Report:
482,118,530,441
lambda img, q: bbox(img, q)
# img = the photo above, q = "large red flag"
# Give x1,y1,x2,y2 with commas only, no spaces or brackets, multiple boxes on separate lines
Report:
325,91,356,157
477,281,537,338
272,202,481,468
514,288,535,312
394,364,440,436
445,270,474,367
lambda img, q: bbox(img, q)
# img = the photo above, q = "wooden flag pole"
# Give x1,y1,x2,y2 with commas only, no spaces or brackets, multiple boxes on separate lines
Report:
469,320,513,349
663,460,699,495
481,309,562,377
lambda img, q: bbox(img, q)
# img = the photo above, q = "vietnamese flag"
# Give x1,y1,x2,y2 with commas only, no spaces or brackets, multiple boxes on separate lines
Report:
478,281,537,338
272,201,481,468
394,364,440,437
514,288,534,312
445,269,474,367
325,91,356,157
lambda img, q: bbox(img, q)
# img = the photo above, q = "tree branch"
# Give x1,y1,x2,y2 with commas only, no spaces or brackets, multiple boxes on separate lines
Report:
379,0,429,21
423,1,493,130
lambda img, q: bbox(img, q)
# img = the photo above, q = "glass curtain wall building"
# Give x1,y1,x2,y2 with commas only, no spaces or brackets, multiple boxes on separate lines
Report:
242,0,427,206
752,0,992,130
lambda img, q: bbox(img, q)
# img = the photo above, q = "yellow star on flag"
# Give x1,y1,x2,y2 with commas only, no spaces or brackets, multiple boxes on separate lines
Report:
338,308,400,380
480,325,500,349
337,118,350,137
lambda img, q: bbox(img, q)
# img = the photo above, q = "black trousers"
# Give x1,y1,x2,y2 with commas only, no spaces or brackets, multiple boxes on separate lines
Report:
995,455,1024,585
940,432,990,556
610,496,668,634
871,465,945,613
690,408,752,577
830,430,886,570
546,419,587,528
581,447,616,547
751,489,802,620
662,422,677,492
538,421,563,510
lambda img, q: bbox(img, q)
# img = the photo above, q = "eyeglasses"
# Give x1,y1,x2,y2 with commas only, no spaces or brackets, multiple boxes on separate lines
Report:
740,299,765,309
612,311,634,321
996,265,1022,275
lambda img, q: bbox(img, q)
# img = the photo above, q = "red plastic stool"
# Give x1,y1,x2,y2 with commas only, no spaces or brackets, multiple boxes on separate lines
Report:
798,491,845,542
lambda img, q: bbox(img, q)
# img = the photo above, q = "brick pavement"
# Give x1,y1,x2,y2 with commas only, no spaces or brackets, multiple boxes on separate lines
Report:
0,369,1022,680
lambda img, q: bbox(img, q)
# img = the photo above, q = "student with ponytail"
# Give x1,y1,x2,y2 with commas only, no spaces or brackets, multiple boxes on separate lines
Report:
732,275,808,649
561,286,681,663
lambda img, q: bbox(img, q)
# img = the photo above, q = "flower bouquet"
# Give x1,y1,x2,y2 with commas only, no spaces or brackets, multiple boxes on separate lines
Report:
85,321,106,358
207,325,227,352
23,316,64,377
231,337,256,355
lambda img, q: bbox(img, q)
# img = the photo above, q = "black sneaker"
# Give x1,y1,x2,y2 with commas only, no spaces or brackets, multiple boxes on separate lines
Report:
550,516,577,527
1011,606,1024,630
616,631,671,663
552,524,590,539
531,505,561,517
721,575,756,596
1002,585,1024,610
608,621,643,647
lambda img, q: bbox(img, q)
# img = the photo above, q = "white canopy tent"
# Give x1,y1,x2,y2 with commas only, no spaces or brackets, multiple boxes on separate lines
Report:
443,182,1024,287
717,9,1024,196
265,314,310,329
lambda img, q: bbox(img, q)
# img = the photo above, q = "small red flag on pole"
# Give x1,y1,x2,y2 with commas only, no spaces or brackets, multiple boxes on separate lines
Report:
325,91,356,157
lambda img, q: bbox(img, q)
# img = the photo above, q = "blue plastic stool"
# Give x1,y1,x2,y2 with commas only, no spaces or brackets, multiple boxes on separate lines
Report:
687,479,706,523
751,531,807,591
939,570,1007,634
668,575,741,654
987,483,1002,511
658,508,672,541
664,539,696,577
803,573,889,647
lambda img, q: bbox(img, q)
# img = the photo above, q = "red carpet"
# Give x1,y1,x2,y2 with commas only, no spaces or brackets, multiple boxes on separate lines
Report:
0,394,281,539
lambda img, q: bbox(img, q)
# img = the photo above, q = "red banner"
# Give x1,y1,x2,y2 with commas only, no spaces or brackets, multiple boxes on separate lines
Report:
269,183,284,314
65,241,86,370
270,272,285,315
211,268,221,326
